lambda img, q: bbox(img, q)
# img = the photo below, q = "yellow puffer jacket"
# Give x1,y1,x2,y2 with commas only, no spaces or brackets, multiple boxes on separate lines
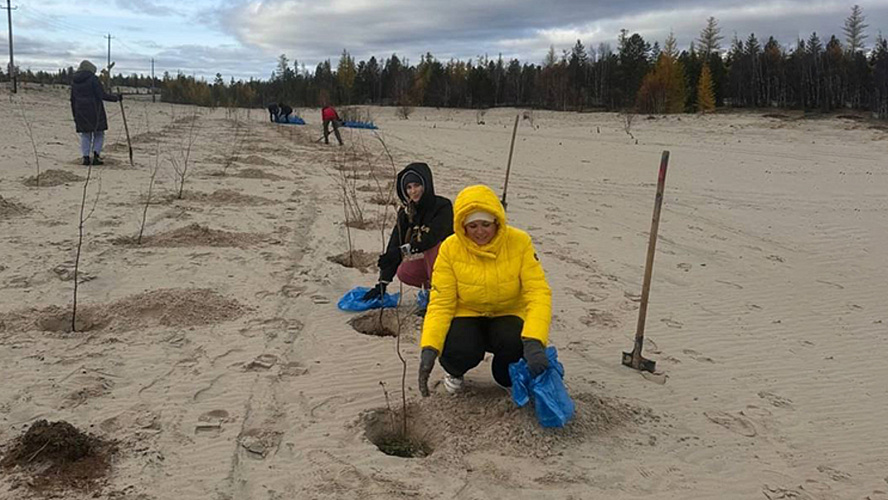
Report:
420,184,552,353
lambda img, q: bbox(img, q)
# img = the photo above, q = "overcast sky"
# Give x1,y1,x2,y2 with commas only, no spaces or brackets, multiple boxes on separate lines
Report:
3,0,887,81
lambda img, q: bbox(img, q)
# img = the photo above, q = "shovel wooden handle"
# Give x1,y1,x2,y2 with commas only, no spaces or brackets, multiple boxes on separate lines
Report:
632,151,669,363
119,99,133,167
501,114,520,211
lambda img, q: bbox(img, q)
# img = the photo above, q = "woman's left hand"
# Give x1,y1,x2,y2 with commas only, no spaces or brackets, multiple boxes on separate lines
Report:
522,339,548,376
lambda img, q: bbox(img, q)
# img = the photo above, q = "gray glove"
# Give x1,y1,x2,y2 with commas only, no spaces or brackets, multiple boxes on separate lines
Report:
418,347,437,397
522,339,548,377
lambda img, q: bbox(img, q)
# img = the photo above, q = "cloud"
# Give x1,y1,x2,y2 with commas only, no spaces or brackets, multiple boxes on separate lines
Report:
114,0,181,17
211,0,888,66
7,0,888,81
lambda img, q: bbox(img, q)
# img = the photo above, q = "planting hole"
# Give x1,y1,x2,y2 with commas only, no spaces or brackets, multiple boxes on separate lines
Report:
349,309,402,337
327,250,377,270
363,407,432,458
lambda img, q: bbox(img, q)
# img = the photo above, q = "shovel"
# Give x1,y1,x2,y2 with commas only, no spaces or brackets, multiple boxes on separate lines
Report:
622,150,670,373
119,99,134,167
500,113,520,211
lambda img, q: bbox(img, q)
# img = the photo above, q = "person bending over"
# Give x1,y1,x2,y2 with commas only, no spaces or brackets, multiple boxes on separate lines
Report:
278,103,293,123
363,162,453,311
321,104,343,145
417,184,552,396
267,103,280,123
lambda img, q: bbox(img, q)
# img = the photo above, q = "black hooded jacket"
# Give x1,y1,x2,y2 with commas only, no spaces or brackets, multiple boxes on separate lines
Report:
378,162,453,283
70,70,119,133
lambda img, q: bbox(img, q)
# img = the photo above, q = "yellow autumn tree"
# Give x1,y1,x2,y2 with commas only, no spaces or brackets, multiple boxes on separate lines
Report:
696,63,716,112
636,32,687,114
337,49,357,104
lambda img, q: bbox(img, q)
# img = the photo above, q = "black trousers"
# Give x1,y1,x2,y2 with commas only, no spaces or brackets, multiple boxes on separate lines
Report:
323,119,343,145
439,316,524,387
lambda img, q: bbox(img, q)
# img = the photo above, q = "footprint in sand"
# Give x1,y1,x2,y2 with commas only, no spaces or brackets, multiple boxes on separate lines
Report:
677,263,692,272
816,465,851,482
245,354,278,371
279,362,309,378
704,411,756,437
661,318,684,329
758,391,793,409
682,348,714,363
196,409,231,435
239,428,283,459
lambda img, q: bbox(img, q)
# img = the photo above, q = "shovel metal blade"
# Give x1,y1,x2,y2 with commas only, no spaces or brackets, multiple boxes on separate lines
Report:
622,350,656,373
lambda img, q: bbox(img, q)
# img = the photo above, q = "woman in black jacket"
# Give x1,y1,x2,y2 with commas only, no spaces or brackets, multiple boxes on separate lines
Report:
363,163,453,306
70,60,120,165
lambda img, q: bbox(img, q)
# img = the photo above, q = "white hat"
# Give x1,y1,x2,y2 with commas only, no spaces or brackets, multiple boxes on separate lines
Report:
464,210,495,225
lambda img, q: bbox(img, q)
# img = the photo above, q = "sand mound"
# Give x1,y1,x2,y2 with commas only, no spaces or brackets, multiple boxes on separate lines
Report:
0,195,29,218
364,391,658,461
116,223,257,248
239,155,280,167
23,169,84,187
0,288,246,334
357,183,394,193
181,189,274,206
345,218,381,230
1,419,116,494
235,168,285,181
368,194,399,206
328,249,378,270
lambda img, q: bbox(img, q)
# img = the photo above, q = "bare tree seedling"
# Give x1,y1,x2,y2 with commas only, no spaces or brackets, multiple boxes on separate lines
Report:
14,97,42,187
170,109,200,199
622,110,637,142
72,135,103,332
138,145,161,245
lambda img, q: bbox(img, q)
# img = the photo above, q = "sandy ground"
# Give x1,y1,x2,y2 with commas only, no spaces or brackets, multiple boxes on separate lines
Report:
1,84,887,499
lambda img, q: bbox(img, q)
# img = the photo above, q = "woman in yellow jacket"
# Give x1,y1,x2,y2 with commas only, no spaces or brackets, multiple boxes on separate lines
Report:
418,184,552,396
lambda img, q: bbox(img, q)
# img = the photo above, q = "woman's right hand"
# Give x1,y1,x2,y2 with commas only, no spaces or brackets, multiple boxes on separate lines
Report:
418,348,437,397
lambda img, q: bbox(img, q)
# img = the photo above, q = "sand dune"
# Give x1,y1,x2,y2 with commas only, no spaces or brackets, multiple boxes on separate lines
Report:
1,84,887,499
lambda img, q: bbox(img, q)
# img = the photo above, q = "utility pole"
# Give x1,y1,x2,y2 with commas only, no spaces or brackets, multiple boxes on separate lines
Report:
150,58,155,103
105,33,112,68
3,0,16,93
104,33,113,91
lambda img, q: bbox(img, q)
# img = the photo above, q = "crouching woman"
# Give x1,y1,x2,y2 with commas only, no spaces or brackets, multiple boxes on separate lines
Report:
363,162,453,303
418,184,552,396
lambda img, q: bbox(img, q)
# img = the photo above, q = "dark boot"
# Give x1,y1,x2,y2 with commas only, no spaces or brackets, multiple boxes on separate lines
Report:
92,152,104,165
82,156,90,166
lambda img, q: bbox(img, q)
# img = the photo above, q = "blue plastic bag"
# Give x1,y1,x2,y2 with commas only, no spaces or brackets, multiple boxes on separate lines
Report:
342,120,379,130
509,346,575,428
337,286,400,312
416,289,429,309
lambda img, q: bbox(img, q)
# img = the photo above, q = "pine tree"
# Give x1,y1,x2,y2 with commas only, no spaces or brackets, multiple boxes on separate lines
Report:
843,5,869,54
696,63,716,112
698,16,724,55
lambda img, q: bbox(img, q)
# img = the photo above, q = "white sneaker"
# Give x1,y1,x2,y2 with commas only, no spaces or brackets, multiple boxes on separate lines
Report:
443,373,464,394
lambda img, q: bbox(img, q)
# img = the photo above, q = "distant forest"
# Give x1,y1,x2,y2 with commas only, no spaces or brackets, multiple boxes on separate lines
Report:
4,8,887,118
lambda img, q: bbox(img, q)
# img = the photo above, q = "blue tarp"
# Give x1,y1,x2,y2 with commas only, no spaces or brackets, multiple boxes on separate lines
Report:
337,286,400,311
280,116,305,125
509,346,575,428
342,120,379,130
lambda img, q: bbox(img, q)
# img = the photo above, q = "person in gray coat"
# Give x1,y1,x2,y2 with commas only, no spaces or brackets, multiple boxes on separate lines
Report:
70,60,120,165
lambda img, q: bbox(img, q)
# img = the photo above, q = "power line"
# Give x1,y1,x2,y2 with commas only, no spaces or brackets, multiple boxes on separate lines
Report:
17,4,105,38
